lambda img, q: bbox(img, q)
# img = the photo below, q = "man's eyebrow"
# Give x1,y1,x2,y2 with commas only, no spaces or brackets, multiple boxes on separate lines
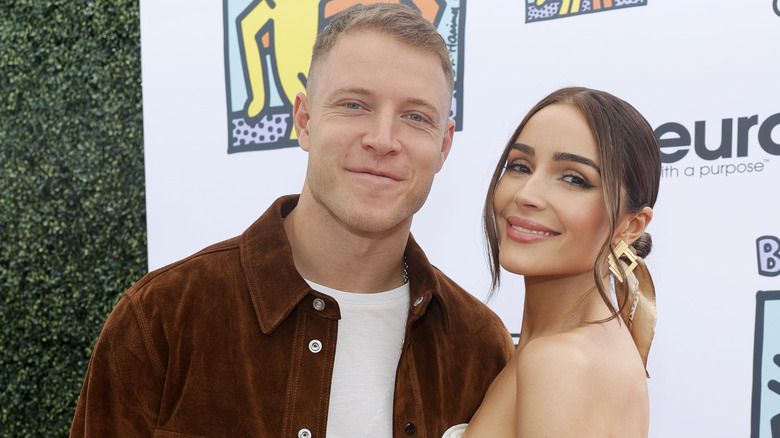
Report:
554,152,601,174
406,97,444,123
331,86,372,97
406,97,440,111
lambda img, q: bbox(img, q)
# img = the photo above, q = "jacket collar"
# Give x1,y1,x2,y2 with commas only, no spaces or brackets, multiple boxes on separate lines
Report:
239,195,451,334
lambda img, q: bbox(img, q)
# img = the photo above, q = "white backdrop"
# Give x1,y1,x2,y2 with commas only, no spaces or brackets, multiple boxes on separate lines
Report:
140,1,780,436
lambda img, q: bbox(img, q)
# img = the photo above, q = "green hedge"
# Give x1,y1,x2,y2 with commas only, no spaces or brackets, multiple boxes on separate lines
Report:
0,0,146,435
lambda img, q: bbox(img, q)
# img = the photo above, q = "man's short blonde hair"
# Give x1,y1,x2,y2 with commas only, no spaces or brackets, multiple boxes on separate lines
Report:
307,3,454,96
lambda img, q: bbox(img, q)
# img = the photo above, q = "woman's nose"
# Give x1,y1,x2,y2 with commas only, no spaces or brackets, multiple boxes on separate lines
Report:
513,173,547,210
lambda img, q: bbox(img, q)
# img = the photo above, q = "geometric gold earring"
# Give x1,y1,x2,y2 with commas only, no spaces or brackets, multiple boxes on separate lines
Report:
608,240,638,283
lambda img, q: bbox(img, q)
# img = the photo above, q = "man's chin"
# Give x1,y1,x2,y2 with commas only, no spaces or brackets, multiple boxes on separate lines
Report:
340,212,410,236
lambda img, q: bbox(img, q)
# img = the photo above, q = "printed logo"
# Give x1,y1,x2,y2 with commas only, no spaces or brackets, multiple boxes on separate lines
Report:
655,112,779,180
758,236,780,277
223,0,467,154
525,0,647,23
775,0,780,17
751,290,780,438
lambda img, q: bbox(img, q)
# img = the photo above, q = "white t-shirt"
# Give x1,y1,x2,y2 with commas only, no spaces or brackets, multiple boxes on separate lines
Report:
441,423,468,437
305,279,410,438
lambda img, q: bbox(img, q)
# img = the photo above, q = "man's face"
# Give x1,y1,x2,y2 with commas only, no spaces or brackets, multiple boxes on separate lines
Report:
293,30,455,235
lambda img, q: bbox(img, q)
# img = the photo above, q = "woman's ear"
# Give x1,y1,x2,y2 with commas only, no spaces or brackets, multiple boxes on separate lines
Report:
613,206,653,246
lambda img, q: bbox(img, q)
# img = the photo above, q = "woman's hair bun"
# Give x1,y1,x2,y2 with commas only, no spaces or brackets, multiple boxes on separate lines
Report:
632,232,652,258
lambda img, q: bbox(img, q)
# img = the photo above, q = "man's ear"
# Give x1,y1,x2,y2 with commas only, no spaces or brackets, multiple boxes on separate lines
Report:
293,92,311,151
435,119,456,173
613,206,653,246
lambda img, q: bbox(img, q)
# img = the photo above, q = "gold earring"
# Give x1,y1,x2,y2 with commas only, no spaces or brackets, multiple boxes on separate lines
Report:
608,240,638,283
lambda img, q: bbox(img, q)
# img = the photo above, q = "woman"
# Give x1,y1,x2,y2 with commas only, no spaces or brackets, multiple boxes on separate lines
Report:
446,87,661,437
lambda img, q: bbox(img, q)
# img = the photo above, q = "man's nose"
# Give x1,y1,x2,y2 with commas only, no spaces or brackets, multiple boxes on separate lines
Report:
363,112,401,155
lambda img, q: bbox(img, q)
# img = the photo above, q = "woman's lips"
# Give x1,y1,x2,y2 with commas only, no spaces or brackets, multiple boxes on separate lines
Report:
504,217,560,243
510,224,557,236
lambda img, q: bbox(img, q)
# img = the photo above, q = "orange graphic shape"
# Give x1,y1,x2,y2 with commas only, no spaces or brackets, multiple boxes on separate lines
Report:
260,31,270,49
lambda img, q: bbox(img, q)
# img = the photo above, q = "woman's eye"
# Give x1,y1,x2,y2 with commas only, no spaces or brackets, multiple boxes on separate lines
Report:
562,174,594,189
505,163,531,174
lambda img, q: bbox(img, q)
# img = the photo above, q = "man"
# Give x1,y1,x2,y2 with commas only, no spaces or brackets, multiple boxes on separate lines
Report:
70,4,514,437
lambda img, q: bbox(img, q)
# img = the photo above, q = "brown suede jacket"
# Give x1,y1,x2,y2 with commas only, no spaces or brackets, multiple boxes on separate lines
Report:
70,195,515,437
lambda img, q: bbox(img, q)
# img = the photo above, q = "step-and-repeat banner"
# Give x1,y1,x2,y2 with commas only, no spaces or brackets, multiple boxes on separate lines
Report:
140,1,780,436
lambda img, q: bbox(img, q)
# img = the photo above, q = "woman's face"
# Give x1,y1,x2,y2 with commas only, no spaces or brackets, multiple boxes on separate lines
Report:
493,103,611,278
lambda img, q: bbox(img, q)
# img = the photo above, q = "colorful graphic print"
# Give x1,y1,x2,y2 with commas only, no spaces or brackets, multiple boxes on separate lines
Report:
526,0,647,23
224,0,466,153
752,290,780,438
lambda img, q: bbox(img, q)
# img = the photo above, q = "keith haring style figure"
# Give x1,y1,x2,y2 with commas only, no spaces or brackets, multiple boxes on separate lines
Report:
224,0,462,153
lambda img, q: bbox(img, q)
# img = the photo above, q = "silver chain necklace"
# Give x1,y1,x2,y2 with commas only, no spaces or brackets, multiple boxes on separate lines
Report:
403,255,409,285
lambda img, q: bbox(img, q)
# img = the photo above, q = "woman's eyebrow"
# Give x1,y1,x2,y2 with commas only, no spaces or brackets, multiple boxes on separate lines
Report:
554,152,601,174
509,143,534,155
509,143,600,173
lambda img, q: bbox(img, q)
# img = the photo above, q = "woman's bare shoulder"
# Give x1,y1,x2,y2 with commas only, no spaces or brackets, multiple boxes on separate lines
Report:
513,328,648,436
517,323,640,375
515,329,601,376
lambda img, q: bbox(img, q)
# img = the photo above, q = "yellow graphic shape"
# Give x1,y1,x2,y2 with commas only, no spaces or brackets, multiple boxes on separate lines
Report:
536,0,614,14
559,0,580,15
240,1,320,140
239,0,443,143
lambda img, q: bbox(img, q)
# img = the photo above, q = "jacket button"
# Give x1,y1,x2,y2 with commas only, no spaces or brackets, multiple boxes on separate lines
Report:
298,428,311,438
404,422,416,435
312,298,325,311
413,297,424,307
308,340,322,353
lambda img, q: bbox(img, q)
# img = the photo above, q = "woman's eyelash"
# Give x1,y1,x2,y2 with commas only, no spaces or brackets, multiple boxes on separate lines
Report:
504,161,595,189
504,163,530,173
562,173,595,189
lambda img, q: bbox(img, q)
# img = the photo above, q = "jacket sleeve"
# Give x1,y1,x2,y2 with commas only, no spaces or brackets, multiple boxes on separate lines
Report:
69,295,164,437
